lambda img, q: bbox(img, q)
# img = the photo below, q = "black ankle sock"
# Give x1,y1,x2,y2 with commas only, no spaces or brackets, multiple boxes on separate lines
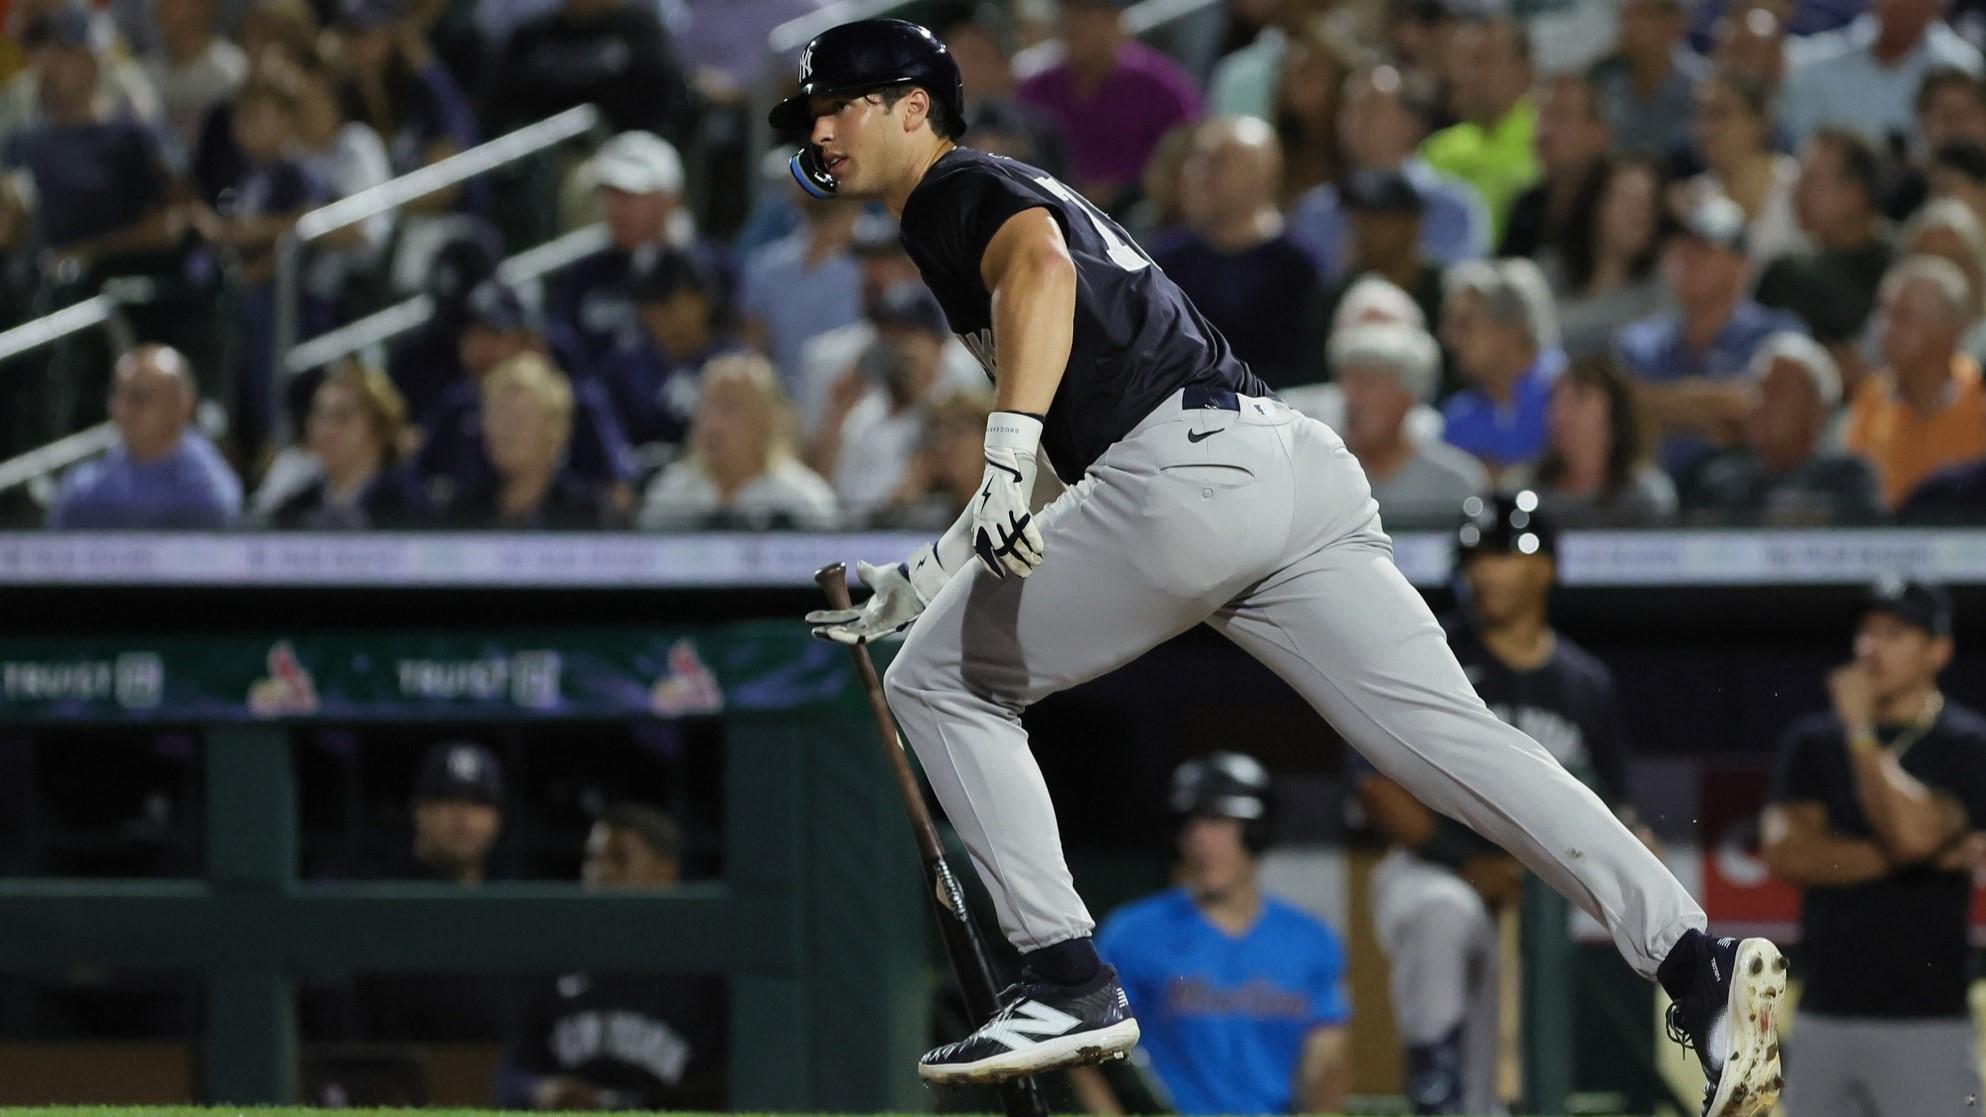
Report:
1022,937,1102,987
1656,928,1705,1002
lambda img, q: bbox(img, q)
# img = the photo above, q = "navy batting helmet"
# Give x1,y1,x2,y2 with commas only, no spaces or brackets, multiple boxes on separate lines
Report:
1170,752,1274,853
768,19,965,198
1454,492,1558,564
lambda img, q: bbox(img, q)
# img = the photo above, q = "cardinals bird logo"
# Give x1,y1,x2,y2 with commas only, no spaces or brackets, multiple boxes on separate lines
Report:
248,640,319,715
650,639,723,716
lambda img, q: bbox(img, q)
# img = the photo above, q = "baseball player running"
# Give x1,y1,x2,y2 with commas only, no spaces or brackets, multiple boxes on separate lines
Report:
780,20,1783,1117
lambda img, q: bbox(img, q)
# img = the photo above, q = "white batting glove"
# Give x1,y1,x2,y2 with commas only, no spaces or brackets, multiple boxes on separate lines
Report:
971,411,1045,578
805,545,952,645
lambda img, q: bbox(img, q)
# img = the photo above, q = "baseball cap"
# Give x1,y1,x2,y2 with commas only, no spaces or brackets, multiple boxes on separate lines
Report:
586,132,685,197
415,742,504,805
1342,169,1426,215
870,281,947,335
27,6,107,52
461,279,534,333
1679,194,1748,255
629,245,723,304
1455,491,1558,560
1861,577,1953,638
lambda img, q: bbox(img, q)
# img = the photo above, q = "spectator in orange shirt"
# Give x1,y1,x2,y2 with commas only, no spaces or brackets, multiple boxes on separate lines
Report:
1847,255,1986,508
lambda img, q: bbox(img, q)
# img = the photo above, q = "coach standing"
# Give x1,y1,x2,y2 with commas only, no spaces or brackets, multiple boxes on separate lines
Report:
1763,578,1986,1116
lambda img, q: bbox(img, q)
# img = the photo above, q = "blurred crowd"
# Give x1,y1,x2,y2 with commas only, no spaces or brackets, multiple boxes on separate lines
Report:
8,0,1986,530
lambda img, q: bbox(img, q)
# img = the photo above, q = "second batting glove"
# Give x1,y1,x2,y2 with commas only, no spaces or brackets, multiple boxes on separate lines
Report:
805,544,952,645
971,411,1045,578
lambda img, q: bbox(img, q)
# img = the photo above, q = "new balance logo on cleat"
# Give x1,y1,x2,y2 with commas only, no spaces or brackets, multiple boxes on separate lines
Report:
975,1000,1080,1050
918,966,1141,1086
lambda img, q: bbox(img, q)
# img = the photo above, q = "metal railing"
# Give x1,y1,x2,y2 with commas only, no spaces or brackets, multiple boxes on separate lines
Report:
0,276,162,368
0,422,115,495
0,224,613,498
280,222,609,375
270,102,603,408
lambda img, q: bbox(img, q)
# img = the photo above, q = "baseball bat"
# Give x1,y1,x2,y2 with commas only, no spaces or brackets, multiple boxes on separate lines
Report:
815,563,1051,1117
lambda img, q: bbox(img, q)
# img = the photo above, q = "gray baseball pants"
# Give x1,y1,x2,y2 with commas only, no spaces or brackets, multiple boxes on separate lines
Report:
883,389,1706,980
1784,1013,1981,1117
1372,849,1505,1115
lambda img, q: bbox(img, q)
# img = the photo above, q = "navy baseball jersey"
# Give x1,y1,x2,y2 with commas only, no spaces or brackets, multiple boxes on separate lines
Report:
1449,625,1633,807
499,971,726,1108
896,148,1270,482
1768,702,1986,1018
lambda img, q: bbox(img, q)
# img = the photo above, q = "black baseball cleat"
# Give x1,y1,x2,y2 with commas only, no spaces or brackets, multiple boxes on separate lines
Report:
1664,935,1787,1117
917,966,1140,1086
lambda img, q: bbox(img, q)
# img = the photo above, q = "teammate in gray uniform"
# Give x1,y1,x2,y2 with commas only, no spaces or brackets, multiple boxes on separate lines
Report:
779,20,1784,1117
1360,495,1651,1114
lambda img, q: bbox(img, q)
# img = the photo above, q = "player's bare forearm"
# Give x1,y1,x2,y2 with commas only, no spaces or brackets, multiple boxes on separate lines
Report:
1850,749,1965,863
1762,803,1892,886
1295,1024,1349,1114
981,208,1076,415
1358,774,1437,849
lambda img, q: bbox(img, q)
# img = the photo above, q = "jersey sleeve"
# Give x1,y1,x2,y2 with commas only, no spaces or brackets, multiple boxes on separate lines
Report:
1767,720,1830,806
905,165,1054,285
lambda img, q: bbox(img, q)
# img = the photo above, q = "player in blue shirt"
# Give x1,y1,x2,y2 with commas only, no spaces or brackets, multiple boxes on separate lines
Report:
1082,752,1350,1115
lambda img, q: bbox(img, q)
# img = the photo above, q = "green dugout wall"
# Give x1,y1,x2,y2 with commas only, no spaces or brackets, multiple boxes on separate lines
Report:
0,621,930,1110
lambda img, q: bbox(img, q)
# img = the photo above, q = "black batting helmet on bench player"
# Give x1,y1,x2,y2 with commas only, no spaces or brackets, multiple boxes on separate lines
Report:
1170,751,1275,854
767,19,966,199
1453,491,1558,564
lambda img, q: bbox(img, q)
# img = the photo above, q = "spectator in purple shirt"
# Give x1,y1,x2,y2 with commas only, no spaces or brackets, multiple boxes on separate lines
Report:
49,345,243,530
1016,0,1202,211
1149,115,1325,388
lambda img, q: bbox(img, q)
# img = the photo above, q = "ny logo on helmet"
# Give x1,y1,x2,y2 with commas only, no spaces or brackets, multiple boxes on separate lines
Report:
799,41,814,82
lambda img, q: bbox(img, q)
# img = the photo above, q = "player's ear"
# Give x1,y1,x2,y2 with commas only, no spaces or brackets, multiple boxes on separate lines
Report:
902,87,930,134
1929,635,1955,674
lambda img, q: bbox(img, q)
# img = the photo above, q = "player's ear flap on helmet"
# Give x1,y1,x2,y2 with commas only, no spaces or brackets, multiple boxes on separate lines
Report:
790,145,839,198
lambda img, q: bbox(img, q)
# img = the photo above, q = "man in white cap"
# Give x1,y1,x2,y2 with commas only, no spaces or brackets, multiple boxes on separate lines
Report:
550,130,718,369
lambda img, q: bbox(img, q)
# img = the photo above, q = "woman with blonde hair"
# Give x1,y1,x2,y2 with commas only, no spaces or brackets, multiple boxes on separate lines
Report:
446,351,615,528
265,360,424,528
639,353,838,530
